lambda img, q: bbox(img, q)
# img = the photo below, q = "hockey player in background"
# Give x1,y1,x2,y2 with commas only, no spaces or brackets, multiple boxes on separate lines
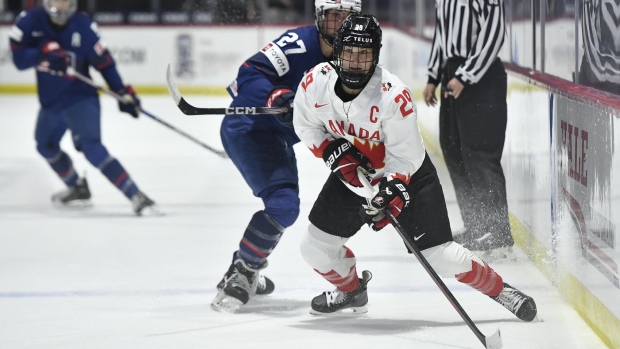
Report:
213,0,362,311
9,0,159,216
293,14,537,321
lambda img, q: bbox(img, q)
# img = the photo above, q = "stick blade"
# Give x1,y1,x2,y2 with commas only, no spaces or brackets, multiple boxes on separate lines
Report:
166,63,182,105
485,328,503,349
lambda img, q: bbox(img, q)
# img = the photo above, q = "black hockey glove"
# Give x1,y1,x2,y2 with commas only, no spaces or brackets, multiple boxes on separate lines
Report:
266,87,295,128
38,41,70,76
360,177,411,231
116,85,141,118
323,138,375,188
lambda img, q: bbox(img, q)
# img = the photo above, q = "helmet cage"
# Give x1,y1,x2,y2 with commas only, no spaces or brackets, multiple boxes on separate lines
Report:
315,0,362,46
332,14,382,89
44,0,77,25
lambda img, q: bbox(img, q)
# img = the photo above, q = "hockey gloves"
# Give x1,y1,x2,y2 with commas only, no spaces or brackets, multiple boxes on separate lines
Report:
323,138,375,187
361,178,411,231
266,87,295,128
38,41,70,76
116,85,141,118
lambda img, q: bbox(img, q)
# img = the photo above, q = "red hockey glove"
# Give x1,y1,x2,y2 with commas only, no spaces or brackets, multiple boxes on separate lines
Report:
362,178,411,231
266,87,295,128
38,41,70,75
322,138,375,187
116,85,141,118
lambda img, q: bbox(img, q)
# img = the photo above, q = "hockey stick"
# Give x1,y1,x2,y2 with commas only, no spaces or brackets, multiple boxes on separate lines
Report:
165,64,289,116
67,68,228,158
357,171,502,349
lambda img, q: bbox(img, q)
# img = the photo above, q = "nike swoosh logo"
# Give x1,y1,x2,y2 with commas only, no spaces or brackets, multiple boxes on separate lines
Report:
314,102,329,108
414,233,425,241
32,31,44,37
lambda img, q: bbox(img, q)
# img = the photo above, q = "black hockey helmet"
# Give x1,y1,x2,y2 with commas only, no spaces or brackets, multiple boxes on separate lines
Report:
315,0,362,46
332,13,382,89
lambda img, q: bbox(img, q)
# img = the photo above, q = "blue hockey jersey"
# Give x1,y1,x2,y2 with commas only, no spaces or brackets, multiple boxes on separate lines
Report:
9,8,125,111
227,25,327,109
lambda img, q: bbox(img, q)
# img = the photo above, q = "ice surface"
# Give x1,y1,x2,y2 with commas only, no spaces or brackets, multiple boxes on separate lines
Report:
0,95,608,349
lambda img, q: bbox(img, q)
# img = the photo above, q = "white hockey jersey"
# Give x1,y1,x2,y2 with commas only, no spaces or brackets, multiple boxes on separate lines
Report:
293,62,426,192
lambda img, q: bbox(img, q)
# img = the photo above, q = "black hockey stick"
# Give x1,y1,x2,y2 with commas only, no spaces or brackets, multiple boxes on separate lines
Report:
68,68,228,158
358,171,502,349
165,64,289,116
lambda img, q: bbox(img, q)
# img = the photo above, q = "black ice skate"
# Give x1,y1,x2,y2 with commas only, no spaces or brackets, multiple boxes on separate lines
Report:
131,191,163,216
310,270,372,315
51,177,92,207
211,258,274,312
492,283,537,322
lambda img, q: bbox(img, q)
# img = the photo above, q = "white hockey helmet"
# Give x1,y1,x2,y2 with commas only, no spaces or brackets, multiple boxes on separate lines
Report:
43,0,77,25
315,0,362,46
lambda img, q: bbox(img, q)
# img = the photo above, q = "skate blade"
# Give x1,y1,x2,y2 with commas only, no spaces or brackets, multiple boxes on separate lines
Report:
210,291,243,313
136,205,165,217
309,305,368,316
52,199,93,209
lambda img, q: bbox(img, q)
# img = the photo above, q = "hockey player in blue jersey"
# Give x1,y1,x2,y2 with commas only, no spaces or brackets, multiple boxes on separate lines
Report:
212,0,362,311
9,0,159,216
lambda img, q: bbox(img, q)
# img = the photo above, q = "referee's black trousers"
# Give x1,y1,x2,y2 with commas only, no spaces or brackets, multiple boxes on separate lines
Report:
439,58,512,244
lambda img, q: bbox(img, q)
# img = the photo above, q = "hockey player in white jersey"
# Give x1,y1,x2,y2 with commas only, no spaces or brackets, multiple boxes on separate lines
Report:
293,14,538,321
212,0,362,312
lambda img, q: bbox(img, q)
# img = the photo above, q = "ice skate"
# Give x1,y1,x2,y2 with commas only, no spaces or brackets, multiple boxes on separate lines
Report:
131,191,163,216
492,283,537,322
310,270,372,316
51,177,92,207
211,258,274,313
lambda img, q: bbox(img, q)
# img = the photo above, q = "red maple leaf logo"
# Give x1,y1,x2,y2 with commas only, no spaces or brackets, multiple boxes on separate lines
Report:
352,138,385,170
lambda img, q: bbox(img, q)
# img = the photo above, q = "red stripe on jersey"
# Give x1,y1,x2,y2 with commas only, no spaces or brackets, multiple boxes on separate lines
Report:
95,53,113,71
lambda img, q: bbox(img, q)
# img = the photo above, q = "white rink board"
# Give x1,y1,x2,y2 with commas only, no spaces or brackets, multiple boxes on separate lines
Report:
0,25,428,90
0,19,579,89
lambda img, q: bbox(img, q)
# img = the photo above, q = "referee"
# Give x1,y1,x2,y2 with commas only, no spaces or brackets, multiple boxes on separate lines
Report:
579,0,620,95
423,0,512,252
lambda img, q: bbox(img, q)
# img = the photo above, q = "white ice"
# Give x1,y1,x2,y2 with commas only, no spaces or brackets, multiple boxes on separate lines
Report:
0,95,608,349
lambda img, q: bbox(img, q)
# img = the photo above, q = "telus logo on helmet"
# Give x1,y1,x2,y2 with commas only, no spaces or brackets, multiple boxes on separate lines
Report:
344,36,373,43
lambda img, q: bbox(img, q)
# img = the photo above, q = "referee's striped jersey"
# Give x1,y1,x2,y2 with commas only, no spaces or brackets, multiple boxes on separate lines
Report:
427,0,506,85
582,0,620,84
